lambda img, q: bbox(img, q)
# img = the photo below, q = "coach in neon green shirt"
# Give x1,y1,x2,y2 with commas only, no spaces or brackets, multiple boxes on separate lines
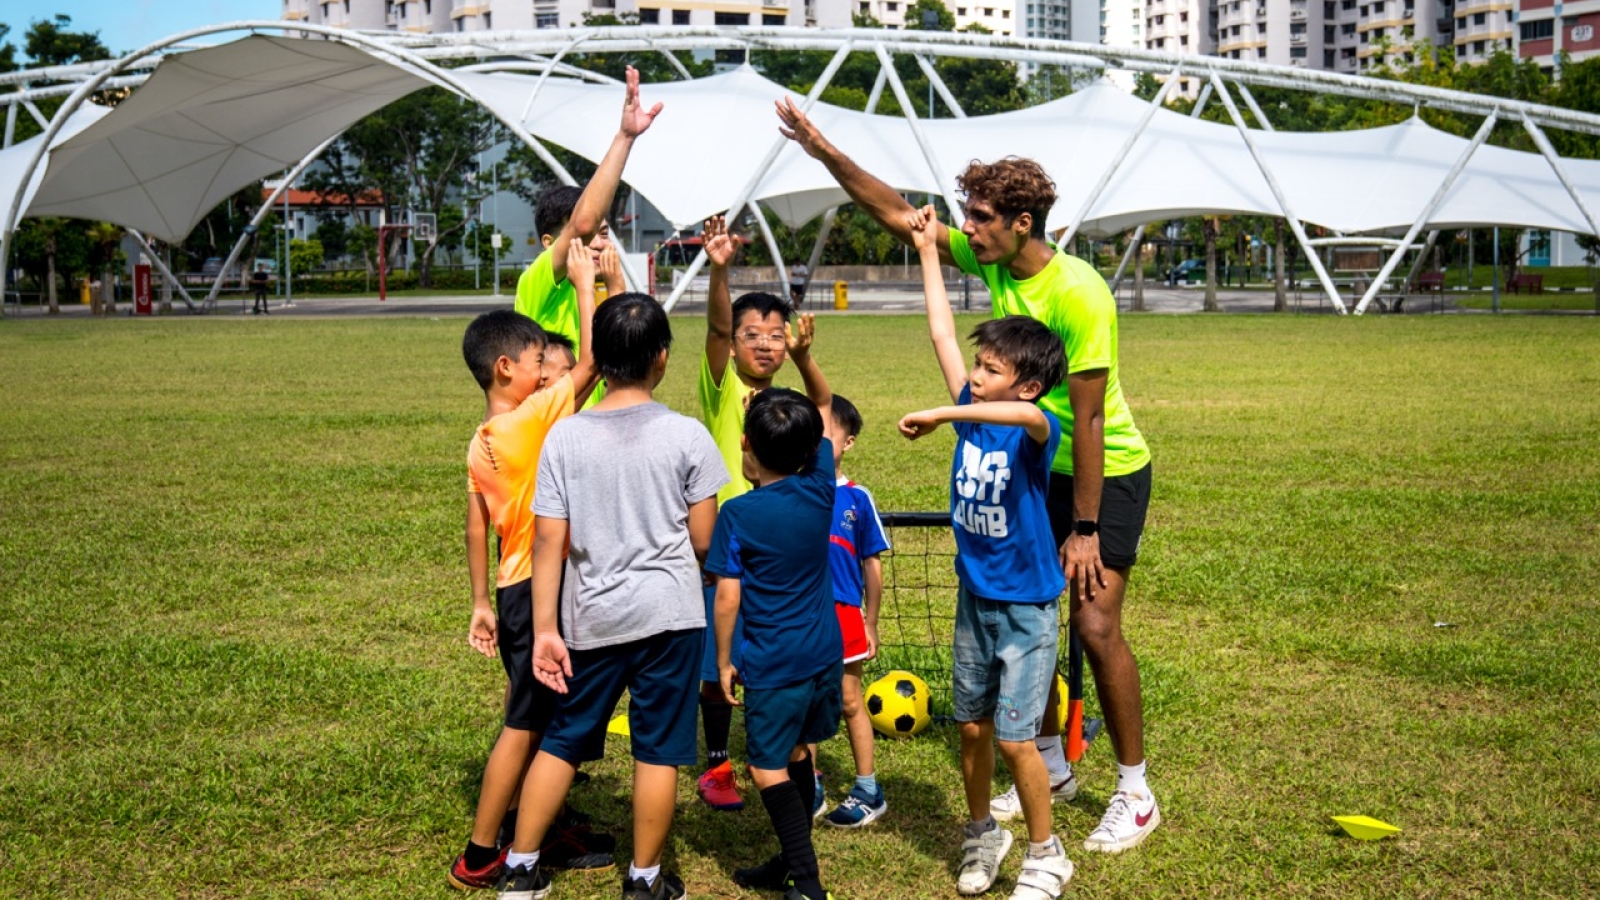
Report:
779,99,1163,863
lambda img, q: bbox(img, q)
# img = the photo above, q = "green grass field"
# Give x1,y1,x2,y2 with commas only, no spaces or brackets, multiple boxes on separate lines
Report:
2,314,1597,899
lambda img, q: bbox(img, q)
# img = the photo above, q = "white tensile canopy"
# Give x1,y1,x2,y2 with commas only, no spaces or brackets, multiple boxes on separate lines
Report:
5,26,1600,315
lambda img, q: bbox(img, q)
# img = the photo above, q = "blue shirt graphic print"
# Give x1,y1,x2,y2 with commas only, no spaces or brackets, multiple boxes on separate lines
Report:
705,439,843,689
948,386,1066,603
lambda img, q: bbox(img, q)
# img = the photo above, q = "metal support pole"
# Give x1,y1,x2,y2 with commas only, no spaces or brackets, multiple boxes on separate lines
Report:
1111,83,1213,292
663,40,855,312
1523,116,1600,239
1062,66,1181,248
914,55,967,117
866,67,887,113
653,44,693,80
3,103,15,149
874,42,964,228
205,133,343,308
520,36,586,121
750,201,789,292
1402,229,1441,288
21,100,48,129
128,229,198,311
1209,73,1346,314
1235,82,1276,131
805,206,838,289
1354,110,1496,315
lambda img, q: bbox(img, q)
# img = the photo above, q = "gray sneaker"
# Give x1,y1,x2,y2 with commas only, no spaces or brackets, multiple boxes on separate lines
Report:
990,773,1078,822
956,823,1014,895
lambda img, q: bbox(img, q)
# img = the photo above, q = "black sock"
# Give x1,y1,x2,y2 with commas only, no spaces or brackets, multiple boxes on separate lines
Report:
463,839,499,871
701,694,732,765
759,781,824,900
787,751,816,830
496,808,520,848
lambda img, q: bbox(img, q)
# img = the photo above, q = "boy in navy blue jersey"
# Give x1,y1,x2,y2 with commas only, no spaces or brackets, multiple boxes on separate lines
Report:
818,395,891,829
899,206,1074,900
707,386,842,900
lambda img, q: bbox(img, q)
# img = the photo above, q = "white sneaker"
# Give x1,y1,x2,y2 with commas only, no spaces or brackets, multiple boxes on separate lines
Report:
1083,789,1160,854
1009,846,1074,900
956,824,1014,895
990,773,1079,822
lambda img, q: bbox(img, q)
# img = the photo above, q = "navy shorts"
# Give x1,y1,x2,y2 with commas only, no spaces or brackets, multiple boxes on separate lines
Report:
743,660,844,771
1047,463,1152,569
497,579,558,733
538,628,702,768
700,583,745,683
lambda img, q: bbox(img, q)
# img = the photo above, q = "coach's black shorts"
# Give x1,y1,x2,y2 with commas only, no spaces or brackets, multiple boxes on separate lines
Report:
497,578,558,733
1046,463,1152,570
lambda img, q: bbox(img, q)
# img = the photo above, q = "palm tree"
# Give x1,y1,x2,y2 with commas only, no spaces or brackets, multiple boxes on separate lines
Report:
85,221,124,315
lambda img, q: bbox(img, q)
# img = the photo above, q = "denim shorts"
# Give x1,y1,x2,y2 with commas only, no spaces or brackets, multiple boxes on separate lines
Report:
952,585,1059,742
744,659,844,771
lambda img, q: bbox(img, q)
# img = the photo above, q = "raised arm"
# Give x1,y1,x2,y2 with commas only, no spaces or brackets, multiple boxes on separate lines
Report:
549,66,662,284
899,400,1053,445
597,244,624,299
909,205,967,403
785,312,832,414
564,237,601,405
702,215,738,385
777,97,957,267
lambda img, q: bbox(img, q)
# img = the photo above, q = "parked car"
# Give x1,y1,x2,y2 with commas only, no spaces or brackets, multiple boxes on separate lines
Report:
1166,258,1202,285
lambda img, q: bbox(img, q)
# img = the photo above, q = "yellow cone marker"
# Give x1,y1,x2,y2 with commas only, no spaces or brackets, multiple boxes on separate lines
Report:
607,714,630,737
1332,815,1400,840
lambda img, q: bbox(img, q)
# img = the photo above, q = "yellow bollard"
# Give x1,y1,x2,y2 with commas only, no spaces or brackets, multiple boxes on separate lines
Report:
79,278,91,305
833,280,848,310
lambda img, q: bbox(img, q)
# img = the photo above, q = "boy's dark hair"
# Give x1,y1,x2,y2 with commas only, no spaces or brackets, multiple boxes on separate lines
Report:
594,293,672,385
956,157,1057,240
463,310,547,391
745,388,824,476
535,185,583,241
970,315,1066,396
830,394,863,438
730,291,793,330
544,331,577,364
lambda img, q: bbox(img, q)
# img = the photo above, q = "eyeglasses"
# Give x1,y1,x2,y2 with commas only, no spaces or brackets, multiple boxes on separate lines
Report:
736,331,786,348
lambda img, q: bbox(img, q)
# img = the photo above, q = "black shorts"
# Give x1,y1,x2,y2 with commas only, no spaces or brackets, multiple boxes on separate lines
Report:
538,628,703,768
497,578,558,733
1046,463,1152,570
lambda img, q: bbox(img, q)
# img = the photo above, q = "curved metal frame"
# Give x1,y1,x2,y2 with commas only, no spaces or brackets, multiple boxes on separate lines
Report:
7,24,1600,314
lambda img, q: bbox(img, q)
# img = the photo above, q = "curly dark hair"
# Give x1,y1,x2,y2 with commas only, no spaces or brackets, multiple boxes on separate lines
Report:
955,157,1057,239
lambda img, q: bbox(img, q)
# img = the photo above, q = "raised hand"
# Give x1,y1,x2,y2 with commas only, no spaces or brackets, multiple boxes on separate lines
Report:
898,409,943,440
908,204,937,251
776,96,829,160
597,243,623,292
620,65,664,139
565,236,595,287
785,312,816,358
704,215,737,268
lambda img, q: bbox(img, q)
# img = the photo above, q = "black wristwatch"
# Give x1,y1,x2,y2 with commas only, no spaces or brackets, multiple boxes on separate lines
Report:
1073,519,1099,537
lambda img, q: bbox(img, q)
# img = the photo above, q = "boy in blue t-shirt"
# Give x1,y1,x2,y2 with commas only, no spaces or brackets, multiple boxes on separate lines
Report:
706,387,842,900
898,206,1074,900
818,395,892,829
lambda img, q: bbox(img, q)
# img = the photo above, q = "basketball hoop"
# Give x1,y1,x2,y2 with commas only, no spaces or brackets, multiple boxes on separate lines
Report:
413,212,437,244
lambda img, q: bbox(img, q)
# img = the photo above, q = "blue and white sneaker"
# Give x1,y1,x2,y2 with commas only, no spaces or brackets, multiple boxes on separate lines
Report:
812,773,826,819
823,784,887,828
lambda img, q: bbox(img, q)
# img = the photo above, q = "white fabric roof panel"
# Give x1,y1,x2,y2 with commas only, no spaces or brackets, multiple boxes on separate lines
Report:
26,36,435,242
0,105,111,221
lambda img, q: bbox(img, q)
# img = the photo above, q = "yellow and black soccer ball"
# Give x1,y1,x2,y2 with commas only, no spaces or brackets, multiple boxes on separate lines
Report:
865,670,932,738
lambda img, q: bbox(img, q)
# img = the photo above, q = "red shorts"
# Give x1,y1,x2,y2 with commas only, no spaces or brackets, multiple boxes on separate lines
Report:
836,602,871,664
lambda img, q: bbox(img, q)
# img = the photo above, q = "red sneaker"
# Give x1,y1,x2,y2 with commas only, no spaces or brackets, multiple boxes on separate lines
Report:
696,760,745,811
447,845,509,890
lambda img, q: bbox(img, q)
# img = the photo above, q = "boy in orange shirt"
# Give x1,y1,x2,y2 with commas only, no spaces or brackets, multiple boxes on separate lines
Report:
450,240,607,890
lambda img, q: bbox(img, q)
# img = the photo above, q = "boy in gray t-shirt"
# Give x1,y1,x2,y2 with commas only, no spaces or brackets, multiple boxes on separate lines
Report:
500,294,727,900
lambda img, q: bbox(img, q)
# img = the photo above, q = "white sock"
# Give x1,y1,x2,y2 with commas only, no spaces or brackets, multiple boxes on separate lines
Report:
1035,735,1071,782
1026,836,1063,859
505,850,539,871
629,863,661,885
1117,760,1149,796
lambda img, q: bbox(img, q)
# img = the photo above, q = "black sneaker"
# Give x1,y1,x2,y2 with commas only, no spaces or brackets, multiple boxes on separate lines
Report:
782,887,834,900
496,863,551,900
621,871,686,900
540,824,615,871
733,854,792,891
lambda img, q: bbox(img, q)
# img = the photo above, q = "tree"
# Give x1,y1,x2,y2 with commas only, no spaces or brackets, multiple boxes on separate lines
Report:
12,216,91,314
905,0,956,31
289,238,324,279
0,23,20,74
313,218,349,263
23,15,110,66
85,221,123,315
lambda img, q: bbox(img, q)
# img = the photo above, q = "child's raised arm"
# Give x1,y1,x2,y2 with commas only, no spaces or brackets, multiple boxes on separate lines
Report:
565,237,601,404
785,312,832,415
898,400,1053,445
703,215,738,385
909,205,967,403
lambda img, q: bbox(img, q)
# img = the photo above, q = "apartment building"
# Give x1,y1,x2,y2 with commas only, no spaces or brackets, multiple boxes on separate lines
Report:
284,0,850,33
1517,0,1600,69
853,0,1017,35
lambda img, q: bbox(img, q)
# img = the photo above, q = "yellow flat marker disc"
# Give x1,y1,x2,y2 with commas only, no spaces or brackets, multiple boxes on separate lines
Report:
607,714,631,737
1332,815,1400,840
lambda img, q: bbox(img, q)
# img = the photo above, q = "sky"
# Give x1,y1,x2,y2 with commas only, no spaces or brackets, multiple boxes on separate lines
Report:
6,0,282,60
